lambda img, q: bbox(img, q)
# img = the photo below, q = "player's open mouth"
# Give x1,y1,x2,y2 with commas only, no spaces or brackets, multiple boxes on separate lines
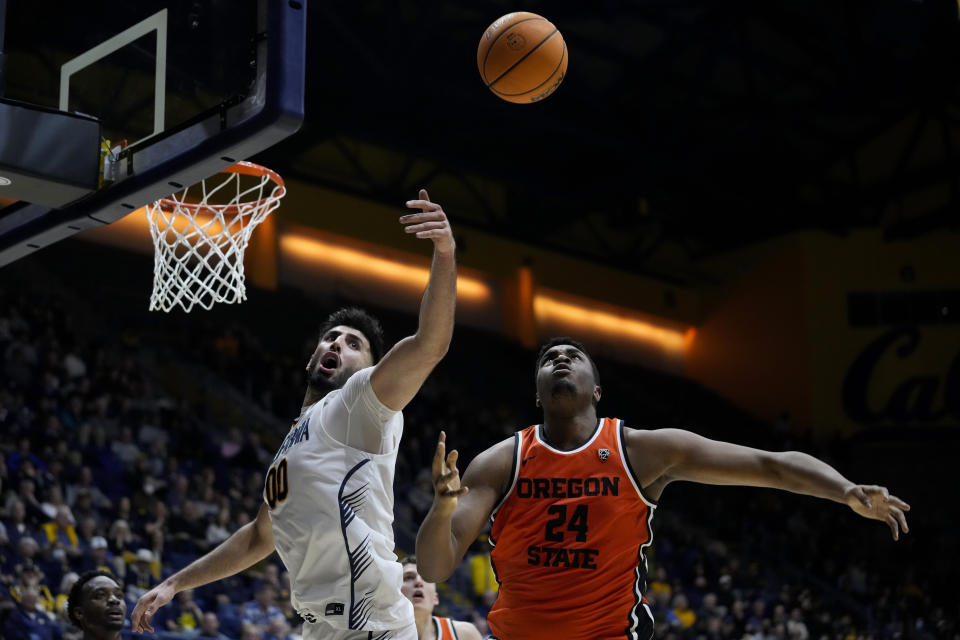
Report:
318,351,340,374
553,363,571,373
412,589,424,600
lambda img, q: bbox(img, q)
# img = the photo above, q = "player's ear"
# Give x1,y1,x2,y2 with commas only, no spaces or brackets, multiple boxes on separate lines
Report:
535,395,541,408
593,385,602,405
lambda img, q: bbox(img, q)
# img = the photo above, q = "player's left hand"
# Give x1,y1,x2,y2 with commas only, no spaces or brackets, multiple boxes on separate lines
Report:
401,189,455,255
431,431,468,509
844,484,911,541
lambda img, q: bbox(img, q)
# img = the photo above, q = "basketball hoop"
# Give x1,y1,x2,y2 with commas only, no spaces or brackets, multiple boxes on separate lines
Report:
145,161,286,312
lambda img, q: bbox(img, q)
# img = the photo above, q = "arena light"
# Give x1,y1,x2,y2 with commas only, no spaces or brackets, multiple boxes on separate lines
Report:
280,233,491,302
533,294,689,354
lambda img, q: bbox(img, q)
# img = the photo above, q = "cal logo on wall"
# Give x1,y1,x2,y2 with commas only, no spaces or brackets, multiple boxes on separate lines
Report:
841,291,960,427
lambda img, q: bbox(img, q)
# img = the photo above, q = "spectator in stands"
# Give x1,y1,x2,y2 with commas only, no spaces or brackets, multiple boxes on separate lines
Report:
143,496,167,529
4,583,59,640
125,548,158,603
3,496,41,547
112,496,133,525
162,588,205,633
74,516,98,554
17,476,48,525
106,518,138,561
66,570,125,640
198,610,232,639
41,485,70,521
54,571,79,625
168,500,210,554
42,505,80,557
66,468,112,512
787,607,810,640
466,536,497,605
78,535,113,575
7,436,45,477
12,563,56,613
667,592,696,630
698,591,726,620
11,535,45,577
264,615,295,640
206,504,233,547
240,582,286,633
240,621,265,640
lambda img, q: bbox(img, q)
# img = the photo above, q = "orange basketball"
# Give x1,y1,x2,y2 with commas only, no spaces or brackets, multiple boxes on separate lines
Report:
477,12,568,104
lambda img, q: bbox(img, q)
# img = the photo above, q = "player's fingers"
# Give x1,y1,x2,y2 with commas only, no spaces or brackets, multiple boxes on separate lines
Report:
131,601,145,630
416,229,453,239
885,514,899,541
404,221,448,235
447,449,459,469
405,199,440,212
438,469,459,486
420,188,430,202
892,506,909,534
890,496,911,511
134,604,154,633
441,486,469,498
432,432,447,476
399,210,445,224
852,486,872,509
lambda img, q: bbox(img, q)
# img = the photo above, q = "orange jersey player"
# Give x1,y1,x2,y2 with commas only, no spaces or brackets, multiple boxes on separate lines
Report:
400,557,482,640
415,337,911,640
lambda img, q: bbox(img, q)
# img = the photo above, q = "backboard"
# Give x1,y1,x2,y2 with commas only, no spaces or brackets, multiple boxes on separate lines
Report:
0,0,305,266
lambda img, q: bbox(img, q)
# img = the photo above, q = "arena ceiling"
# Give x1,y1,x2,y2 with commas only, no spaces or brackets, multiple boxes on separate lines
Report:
257,0,960,285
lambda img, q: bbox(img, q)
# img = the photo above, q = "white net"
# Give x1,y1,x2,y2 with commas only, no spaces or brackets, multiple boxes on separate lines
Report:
145,162,286,312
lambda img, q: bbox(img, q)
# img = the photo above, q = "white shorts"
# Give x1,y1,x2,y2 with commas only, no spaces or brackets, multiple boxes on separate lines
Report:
301,619,418,640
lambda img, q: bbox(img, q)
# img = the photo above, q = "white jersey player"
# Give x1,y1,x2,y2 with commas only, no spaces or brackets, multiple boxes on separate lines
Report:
132,189,458,640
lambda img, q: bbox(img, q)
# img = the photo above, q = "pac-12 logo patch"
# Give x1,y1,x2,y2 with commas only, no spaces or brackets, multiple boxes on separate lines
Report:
598,448,610,462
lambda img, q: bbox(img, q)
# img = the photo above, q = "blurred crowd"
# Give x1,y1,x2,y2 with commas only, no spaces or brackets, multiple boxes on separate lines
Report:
0,277,956,640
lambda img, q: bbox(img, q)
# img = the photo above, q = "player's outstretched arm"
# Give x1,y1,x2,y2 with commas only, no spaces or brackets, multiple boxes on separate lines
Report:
416,432,512,582
370,188,456,411
628,428,911,540
131,503,275,633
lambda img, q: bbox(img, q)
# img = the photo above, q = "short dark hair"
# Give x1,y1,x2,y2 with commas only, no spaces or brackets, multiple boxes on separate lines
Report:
67,570,118,626
318,308,386,364
400,555,416,567
535,337,600,385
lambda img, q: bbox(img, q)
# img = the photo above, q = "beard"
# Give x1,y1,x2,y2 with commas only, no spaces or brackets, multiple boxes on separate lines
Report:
307,365,340,392
306,353,354,392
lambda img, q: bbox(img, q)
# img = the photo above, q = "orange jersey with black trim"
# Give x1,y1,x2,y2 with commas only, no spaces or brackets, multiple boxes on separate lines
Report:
488,418,656,640
432,616,457,639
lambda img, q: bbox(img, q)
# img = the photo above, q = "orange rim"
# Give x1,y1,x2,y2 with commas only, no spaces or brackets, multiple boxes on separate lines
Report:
156,161,285,214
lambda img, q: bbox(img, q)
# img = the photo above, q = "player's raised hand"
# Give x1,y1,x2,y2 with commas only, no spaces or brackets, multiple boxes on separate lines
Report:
401,189,455,255
844,484,911,541
130,581,176,633
432,431,468,509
